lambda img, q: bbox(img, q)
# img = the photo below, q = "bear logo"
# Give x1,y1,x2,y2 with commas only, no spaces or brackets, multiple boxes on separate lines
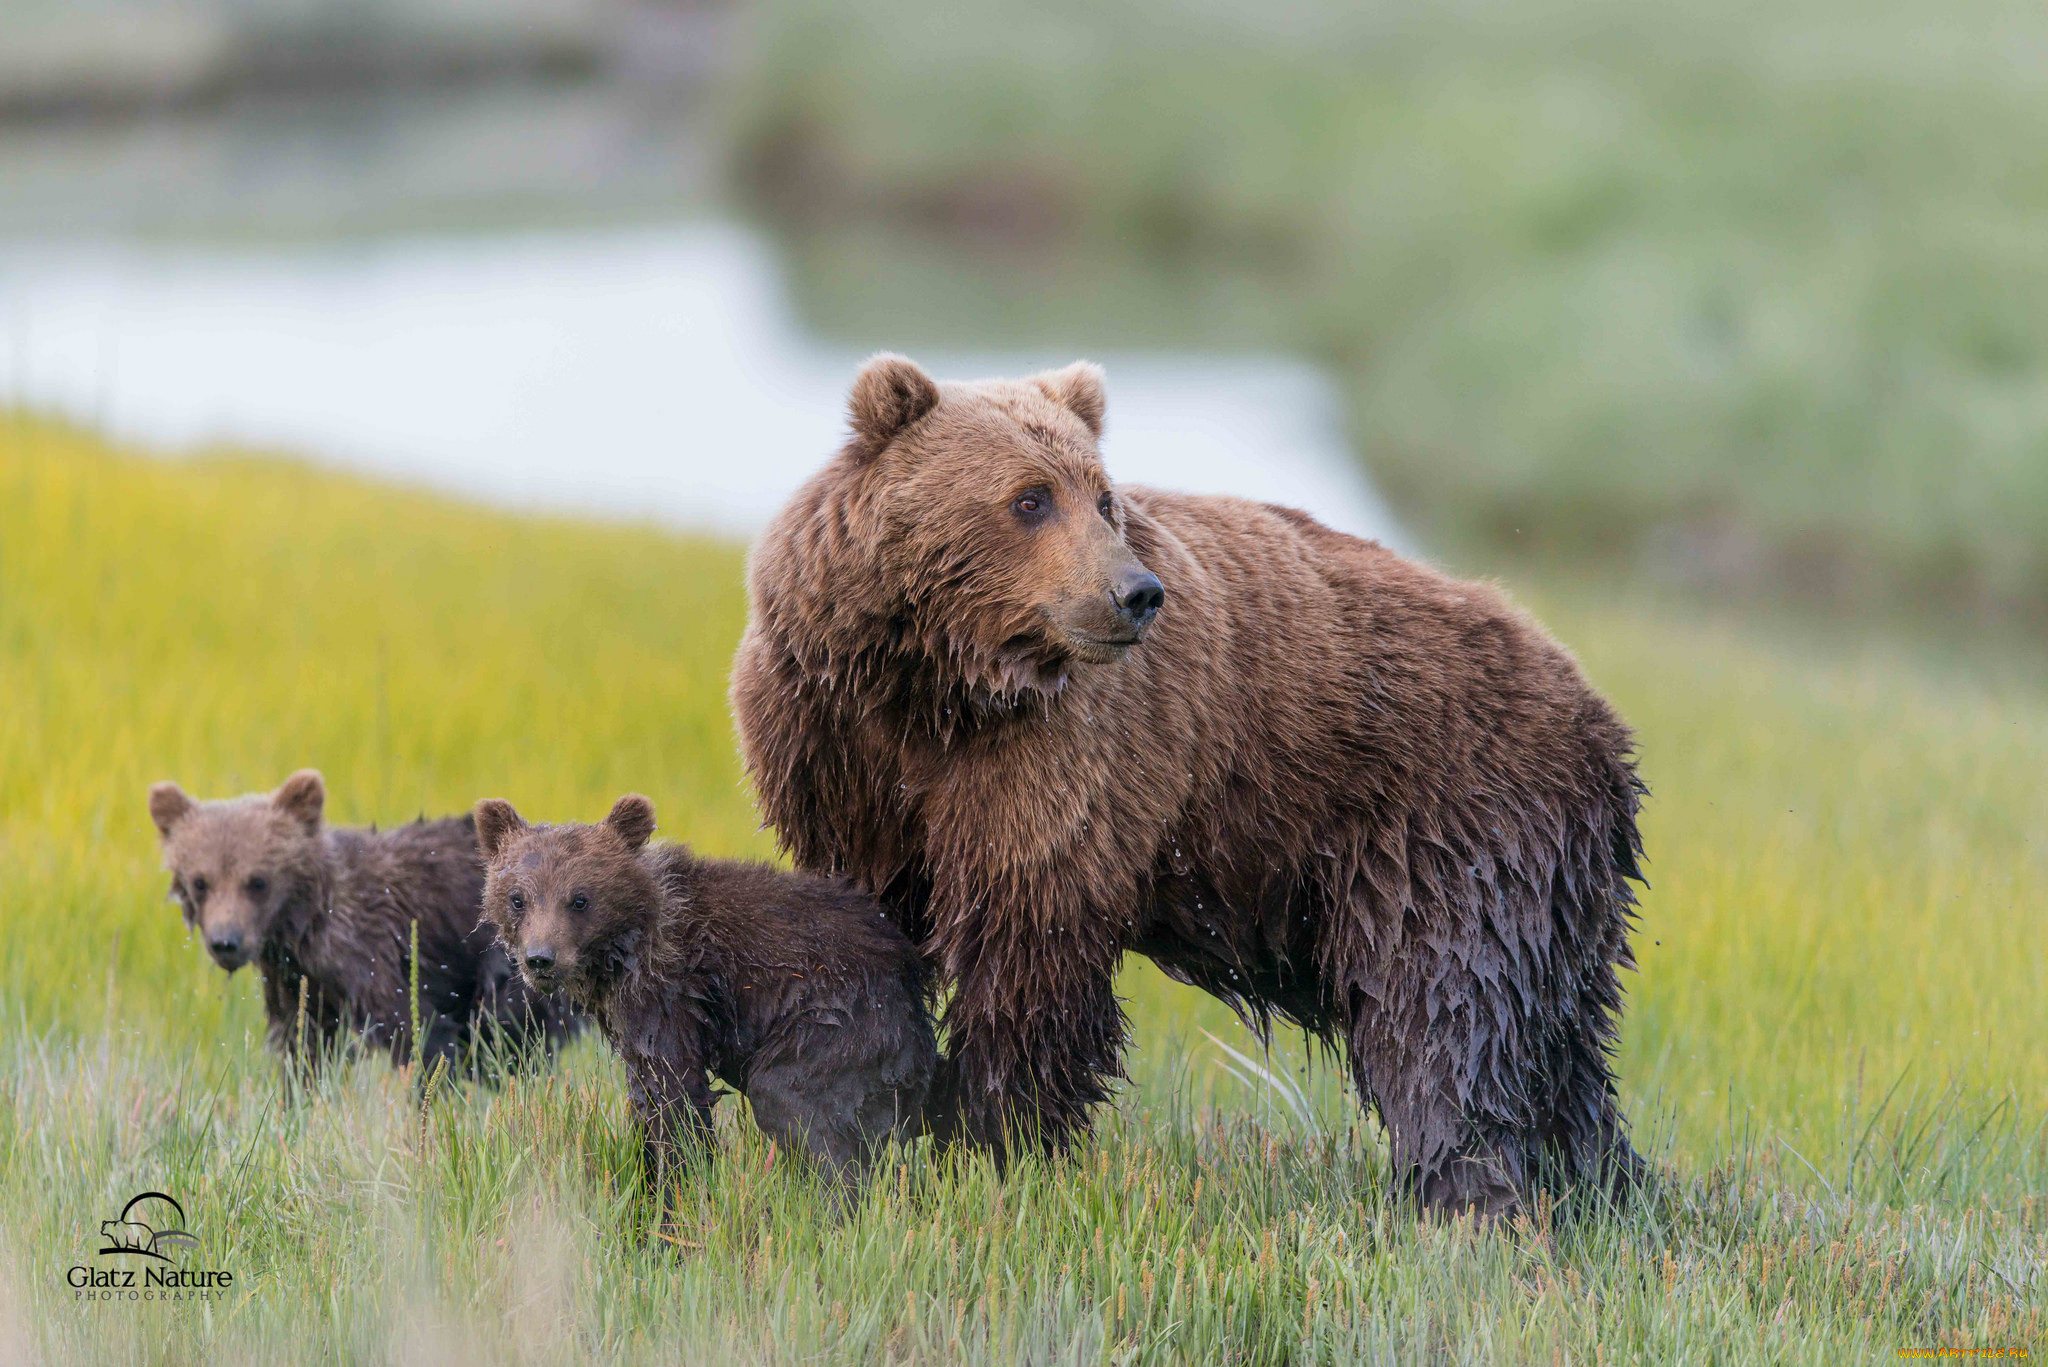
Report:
95,1192,199,1261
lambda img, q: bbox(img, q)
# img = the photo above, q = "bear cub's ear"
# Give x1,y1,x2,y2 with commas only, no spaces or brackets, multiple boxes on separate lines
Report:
603,794,657,852
1034,360,1107,437
846,353,940,464
473,800,527,860
272,769,325,834
149,782,195,841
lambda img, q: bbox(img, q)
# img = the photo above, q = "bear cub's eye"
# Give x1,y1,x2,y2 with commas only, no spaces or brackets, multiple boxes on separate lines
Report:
509,891,525,914
1012,488,1051,521
570,894,589,912
245,875,268,896
190,876,209,899
1097,491,1114,521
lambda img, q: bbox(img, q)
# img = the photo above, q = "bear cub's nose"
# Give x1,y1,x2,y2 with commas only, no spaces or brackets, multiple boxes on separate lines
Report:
1113,570,1166,631
207,931,243,963
524,948,556,975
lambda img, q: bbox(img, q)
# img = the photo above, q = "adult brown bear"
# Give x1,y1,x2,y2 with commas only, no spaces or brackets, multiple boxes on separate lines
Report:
730,354,1648,1214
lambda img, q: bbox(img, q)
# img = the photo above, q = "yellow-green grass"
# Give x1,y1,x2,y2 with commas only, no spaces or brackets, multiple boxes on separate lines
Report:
0,415,2041,1362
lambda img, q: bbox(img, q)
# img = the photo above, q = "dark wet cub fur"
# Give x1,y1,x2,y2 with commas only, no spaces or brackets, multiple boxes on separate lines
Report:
731,355,1650,1217
473,795,933,1200
149,770,581,1080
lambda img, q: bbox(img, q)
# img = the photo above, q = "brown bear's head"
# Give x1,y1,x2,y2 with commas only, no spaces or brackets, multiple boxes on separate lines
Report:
473,795,661,1005
767,354,1164,699
148,770,327,973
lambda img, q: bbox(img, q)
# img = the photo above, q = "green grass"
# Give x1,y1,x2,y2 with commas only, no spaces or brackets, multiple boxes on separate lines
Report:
733,0,2048,616
0,417,2042,1362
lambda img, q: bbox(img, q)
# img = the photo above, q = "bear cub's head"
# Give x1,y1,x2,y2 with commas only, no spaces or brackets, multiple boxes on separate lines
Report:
474,794,661,1003
822,354,1166,695
148,770,327,973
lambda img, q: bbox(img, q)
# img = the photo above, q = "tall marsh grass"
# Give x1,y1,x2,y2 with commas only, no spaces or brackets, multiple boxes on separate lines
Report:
0,416,2041,1361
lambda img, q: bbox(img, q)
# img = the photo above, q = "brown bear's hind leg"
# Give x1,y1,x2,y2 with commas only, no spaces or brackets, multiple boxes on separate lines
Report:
1341,974,1538,1220
1347,1047,1529,1217
1337,928,1640,1218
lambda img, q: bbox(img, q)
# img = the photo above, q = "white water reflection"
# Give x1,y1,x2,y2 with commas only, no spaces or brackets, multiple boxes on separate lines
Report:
0,223,1401,546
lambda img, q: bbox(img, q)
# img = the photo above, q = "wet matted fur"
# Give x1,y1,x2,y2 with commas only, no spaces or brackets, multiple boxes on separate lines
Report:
729,355,1649,1216
473,795,933,1201
149,770,582,1081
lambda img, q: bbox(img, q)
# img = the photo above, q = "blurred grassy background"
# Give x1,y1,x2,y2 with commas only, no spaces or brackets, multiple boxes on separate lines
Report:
732,0,2048,620
0,415,768,1043
6,414,2044,1143
1,417,2042,1360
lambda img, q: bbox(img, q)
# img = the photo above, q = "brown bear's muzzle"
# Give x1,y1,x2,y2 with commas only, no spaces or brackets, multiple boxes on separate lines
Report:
1054,561,1164,662
1111,566,1165,635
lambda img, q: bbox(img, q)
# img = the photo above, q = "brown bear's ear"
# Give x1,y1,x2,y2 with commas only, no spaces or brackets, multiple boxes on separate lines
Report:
845,353,940,464
473,799,527,860
1034,360,1107,438
603,794,657,852
272,769,325,834
148,782,195,841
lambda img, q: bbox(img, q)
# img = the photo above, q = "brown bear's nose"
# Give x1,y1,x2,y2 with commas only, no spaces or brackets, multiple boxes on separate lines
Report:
1113,569,1165,631
524,948,556,976
207,931,243,964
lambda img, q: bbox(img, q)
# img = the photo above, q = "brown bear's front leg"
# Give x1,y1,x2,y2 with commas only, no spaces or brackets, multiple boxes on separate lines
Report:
937,906,1127,1162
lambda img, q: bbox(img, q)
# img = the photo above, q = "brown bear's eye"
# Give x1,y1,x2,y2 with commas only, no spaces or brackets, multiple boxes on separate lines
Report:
1097,491,1114,521
246,875,268,896
509,891,525,914
190,877,209,899
570,894,589,912
1013,489,1050,521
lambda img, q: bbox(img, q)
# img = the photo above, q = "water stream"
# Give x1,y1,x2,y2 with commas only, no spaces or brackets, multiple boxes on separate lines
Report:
0,87,1401,546
2,222,1403,545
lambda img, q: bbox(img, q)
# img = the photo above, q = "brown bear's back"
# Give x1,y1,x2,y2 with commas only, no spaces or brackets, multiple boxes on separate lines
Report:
1104,484,1629,826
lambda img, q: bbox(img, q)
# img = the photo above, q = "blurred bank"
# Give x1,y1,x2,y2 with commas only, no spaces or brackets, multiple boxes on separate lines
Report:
0,5,1399,541
4,0,2046,623
733,0,2048,624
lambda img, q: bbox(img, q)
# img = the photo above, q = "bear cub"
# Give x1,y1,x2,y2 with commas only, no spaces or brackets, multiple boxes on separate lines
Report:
473,794,934,1201
150,769,581,1080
